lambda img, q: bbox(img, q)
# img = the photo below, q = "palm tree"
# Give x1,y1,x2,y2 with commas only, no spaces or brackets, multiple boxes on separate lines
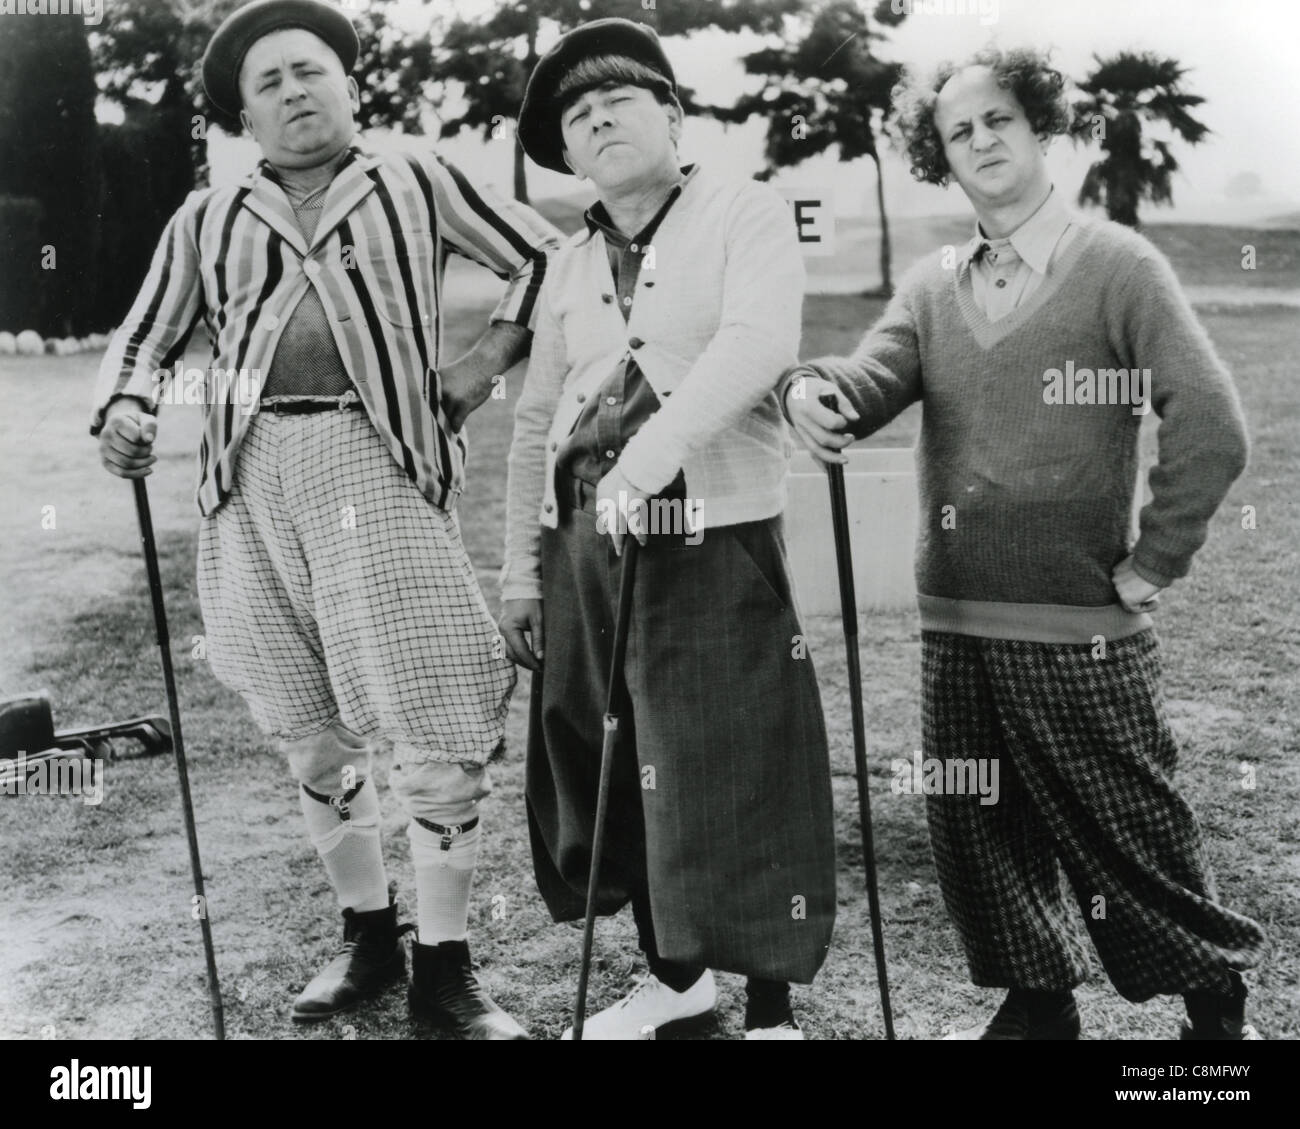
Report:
1070,51,1210,228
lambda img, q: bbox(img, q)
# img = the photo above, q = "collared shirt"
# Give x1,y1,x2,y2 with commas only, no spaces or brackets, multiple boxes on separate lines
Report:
555,173,688,489
958,187,1077,321
261,170,353,398
91,138,559,516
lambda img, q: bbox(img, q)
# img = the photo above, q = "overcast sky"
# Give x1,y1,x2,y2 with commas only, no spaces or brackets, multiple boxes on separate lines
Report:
210,0,1300,224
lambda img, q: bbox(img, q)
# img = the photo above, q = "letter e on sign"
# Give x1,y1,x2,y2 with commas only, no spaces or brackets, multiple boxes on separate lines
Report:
775,187,835,258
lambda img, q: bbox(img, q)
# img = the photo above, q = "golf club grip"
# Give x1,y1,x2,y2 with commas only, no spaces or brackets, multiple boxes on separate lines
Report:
825,464,859,629
605,539,639,714
132,479,226,1041
818,390,859,630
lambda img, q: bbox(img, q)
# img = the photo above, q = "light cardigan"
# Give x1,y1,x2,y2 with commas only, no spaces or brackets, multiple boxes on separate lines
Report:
501,166,805,603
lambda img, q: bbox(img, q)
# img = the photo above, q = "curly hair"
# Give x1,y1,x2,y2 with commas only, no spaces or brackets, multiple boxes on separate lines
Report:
891,45,1071,187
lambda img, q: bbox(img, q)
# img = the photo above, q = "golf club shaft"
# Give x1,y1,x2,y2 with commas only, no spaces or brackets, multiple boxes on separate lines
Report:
826,461,896,1040
573,537,640,1040
132,479,225,1041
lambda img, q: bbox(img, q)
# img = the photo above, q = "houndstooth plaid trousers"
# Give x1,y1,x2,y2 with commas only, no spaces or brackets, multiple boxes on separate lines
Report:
196,409,514,765
922,628,1265,1001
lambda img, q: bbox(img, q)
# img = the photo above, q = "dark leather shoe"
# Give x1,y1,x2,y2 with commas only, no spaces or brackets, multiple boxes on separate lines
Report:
945,992,1081,1040
1182,973,1260,1040
409,939,530,1040
291,901,412,1023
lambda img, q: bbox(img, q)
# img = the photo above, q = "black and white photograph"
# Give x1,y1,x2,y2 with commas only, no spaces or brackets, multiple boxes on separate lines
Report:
0,0,1295,1104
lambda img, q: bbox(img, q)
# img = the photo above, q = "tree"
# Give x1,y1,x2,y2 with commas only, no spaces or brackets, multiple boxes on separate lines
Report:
92,0,239,190
86,0,441,325
432,0,803,205
0,13,101,335
709,0,906,295
93,0,439,185
1069,51,1209,229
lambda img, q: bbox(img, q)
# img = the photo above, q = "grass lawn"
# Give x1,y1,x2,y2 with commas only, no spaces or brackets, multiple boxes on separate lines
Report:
1,255,1296,1041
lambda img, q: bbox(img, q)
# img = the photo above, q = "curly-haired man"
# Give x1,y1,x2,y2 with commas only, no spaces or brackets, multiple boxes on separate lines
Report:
784,46,1265,1040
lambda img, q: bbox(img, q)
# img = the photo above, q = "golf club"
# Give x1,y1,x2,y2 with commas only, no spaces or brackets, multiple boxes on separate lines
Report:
133,477,225,1041
572,535,640,1041
820,392,895,1041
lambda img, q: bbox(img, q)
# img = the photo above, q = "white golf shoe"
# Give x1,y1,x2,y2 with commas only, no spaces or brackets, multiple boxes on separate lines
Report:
744,1020,805,1040
562,970,717,1040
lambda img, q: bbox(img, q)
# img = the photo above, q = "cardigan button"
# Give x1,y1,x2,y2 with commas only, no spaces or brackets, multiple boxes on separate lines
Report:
544,503,554,513
549,441,557,452
629,337,645,349
576,393,586,403
602,294,613,304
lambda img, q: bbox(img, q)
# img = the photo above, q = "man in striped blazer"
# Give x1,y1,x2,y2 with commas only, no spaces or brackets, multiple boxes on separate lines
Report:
91,0,558,1039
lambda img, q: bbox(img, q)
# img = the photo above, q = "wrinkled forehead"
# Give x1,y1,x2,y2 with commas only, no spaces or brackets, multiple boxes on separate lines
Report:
935,65,1019,132
239,27,341,91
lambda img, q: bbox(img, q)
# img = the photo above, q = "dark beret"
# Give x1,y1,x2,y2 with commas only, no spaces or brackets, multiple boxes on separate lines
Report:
517,18,676,175
202,0,360,116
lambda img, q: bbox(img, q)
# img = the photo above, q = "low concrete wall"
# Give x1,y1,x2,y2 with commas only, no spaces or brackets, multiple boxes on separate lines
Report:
784,447,918,615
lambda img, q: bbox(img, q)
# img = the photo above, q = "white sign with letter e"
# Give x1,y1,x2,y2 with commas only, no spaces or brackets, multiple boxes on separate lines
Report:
776,187,835,258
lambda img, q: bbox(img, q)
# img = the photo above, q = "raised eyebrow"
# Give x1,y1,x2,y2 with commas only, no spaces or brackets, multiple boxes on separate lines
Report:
948,105,1014,134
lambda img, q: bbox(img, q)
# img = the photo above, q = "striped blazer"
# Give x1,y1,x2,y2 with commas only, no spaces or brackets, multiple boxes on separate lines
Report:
91,138,559,515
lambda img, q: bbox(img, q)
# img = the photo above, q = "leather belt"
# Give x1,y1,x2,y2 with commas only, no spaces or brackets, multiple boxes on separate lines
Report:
555,473,599,515
554,472,697,547
260,397,364,415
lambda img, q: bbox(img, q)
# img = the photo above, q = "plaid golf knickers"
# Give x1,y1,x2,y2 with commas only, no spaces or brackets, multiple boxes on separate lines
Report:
197,408,514,767
922,628,1265,1001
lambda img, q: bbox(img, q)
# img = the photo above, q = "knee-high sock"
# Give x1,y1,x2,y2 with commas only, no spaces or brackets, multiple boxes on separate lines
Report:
408,819,480,944
299,779,389,913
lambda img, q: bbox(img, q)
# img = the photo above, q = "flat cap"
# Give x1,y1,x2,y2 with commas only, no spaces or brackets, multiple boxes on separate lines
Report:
517,18,676,175
202,0,360,116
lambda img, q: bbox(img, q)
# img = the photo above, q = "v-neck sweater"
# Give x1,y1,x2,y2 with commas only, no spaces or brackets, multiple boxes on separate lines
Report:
794,218,1249,643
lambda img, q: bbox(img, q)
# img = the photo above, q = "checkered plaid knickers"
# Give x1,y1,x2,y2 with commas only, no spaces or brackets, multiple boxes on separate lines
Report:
196,409,514,766
921,628,1265,1001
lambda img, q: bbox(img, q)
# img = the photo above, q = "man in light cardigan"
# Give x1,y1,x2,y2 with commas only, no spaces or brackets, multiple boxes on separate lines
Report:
500,19,837,1040
786,45,1265,1040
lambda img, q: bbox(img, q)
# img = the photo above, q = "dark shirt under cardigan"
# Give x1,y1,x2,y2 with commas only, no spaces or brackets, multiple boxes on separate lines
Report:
556,173,690,499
